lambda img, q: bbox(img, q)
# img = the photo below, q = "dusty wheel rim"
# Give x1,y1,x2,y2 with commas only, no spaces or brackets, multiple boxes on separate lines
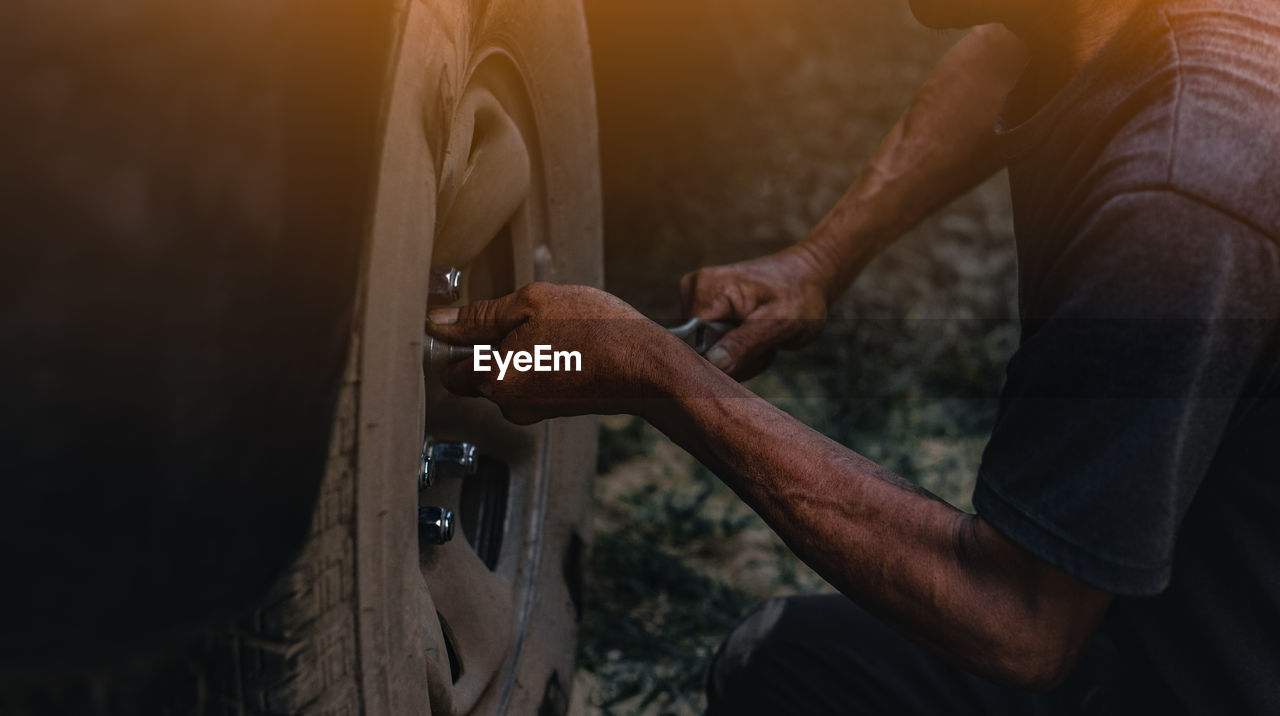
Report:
353,1,601,713
417,43,562,714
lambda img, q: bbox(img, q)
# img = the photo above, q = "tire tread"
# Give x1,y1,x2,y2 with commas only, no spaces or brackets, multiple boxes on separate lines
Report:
208,341,363,716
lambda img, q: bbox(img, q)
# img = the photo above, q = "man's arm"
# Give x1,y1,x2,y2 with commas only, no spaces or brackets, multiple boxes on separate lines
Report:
798,23,1027,297
427,280,1112,690
643,352,1112,689
682,25,1028,377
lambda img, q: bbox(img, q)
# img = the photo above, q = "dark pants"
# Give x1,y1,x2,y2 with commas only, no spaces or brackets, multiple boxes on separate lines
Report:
706,595,1130,716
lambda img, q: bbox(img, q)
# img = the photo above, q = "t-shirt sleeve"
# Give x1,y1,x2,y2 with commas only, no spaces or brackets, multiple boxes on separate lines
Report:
973,190,1280,597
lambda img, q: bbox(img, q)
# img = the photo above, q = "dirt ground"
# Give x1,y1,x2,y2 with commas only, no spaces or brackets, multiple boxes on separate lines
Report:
575,1,1021,713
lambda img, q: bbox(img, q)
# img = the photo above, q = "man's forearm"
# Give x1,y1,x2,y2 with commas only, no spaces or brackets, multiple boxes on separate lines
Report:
640,349,1110,688
798,24,1028,302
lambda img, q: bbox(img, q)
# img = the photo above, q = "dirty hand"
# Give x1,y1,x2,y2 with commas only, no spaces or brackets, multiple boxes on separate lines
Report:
680,247,829,379
427,283,681,424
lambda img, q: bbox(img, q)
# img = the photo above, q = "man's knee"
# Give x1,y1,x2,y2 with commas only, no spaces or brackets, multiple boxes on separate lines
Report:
708,596,792,703
708,594,887,712
708,594,926,714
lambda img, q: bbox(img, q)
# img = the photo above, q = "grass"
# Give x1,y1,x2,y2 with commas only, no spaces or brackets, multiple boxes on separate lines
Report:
579,421,800,714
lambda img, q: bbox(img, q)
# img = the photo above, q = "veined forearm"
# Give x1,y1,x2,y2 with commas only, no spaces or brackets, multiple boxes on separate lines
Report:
798,24,1028,302
642,351,1105,686
647,363,986,661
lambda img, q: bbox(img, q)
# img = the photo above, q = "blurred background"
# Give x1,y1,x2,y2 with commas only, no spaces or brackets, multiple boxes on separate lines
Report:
575,0,1020,712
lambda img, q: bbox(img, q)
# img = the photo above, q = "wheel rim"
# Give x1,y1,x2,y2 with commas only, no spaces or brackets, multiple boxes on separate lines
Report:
356,2,598,710
418,48,556,714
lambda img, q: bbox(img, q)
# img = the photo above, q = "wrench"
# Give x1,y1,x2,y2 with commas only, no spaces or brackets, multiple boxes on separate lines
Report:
665,317,737,356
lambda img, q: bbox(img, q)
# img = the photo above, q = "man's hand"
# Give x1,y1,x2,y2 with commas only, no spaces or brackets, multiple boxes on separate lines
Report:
427,283,679,424
677,26,1027,383
680,247,829,379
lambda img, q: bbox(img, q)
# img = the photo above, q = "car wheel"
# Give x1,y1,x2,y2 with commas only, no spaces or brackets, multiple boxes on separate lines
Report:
215,0,601,713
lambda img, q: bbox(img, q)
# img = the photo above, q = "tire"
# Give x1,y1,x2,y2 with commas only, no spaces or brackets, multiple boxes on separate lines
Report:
214,0,603,714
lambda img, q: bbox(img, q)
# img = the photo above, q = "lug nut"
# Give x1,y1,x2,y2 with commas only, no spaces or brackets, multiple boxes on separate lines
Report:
428,266,463,304
425,336,474,372
418,506,454,545
419,438,479,489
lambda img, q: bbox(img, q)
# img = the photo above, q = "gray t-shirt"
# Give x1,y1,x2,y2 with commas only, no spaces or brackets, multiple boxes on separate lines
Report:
973,0,1280,711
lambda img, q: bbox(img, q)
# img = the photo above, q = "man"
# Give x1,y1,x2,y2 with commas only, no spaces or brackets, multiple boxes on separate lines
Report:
428,0,1280,712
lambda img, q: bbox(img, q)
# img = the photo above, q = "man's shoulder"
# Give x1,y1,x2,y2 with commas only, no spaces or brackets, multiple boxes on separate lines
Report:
1071,1,1280,239
1005,0,1280,258
1158,0,1280,237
